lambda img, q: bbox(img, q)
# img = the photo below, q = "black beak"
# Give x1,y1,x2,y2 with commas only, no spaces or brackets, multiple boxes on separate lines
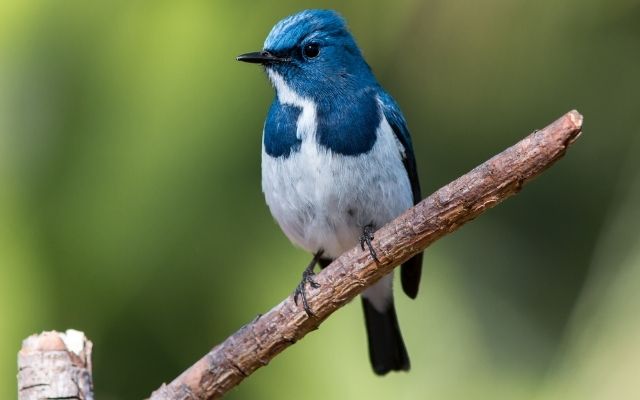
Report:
236,51,288,64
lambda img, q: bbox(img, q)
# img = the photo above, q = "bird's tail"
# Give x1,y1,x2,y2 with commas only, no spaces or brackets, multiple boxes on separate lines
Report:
361,297,410,375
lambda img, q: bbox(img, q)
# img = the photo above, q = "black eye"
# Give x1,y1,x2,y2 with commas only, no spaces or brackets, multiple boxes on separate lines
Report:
303,43,320,58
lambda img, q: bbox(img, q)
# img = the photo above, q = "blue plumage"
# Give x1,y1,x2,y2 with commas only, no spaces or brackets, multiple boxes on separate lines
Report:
264,86,380,157
264,10,349,53
238,9,423,375
264,102,301,158
316,87,379,155
378,90,421,204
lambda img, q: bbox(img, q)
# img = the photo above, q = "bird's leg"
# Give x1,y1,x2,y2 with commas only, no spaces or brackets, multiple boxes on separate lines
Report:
294,250,324,316
360,224,380,263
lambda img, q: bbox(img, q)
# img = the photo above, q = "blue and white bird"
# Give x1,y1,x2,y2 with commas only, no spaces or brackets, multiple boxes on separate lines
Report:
237,9,423,375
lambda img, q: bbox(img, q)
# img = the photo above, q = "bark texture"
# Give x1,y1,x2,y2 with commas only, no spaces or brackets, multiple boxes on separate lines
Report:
149,110,583,399
18,329,94,400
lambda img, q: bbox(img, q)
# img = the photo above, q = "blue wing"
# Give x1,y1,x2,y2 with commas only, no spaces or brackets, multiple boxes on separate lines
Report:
378,91,421,205
378,90,424,299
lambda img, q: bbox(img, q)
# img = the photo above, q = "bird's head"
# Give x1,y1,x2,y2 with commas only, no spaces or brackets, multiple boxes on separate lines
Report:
237,10,374,99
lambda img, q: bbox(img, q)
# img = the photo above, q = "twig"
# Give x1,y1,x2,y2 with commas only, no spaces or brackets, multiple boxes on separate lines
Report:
148,110,583,399
18,330,94,400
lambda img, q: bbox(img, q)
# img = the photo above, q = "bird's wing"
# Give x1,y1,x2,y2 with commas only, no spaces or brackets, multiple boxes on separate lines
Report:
378,90,424,299
378,91,421,204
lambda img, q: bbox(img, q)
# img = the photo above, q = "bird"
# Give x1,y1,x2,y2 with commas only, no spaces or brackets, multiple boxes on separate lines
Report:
237,9,423,375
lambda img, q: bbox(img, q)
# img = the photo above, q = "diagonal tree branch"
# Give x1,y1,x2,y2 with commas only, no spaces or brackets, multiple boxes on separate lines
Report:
148,110,583,399
17,112,583,400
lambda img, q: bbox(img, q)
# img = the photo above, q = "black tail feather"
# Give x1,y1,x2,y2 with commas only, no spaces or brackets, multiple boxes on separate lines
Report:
361,297,410,375
401,252,423,299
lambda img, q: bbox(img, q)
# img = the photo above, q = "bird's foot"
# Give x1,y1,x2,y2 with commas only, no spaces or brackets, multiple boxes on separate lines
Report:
293,252,323,316
360,224,380,263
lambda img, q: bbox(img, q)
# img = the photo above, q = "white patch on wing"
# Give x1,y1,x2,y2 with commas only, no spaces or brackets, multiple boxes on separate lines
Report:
392,131,407,159
261,78,412,312
376,96,406,160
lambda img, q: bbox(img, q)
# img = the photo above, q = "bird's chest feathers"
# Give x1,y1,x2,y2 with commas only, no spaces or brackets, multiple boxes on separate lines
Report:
261,78,411,256
263,72,379,157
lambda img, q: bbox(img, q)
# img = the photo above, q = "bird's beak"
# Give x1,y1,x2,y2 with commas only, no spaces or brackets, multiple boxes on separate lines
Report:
236,51,288,64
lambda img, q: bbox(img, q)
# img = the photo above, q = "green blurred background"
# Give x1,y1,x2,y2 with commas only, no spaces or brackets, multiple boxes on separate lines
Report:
2,0,640,399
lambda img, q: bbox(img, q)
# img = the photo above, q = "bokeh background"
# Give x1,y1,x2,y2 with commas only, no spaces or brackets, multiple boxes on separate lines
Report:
2,0,640,399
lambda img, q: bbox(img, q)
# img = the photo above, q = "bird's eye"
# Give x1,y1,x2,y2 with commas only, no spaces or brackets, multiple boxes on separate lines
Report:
303,43,320,58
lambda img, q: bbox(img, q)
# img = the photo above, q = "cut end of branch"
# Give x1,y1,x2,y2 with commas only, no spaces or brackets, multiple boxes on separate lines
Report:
21,329,89,354
18,330,94,400
568,109,584,129
566,110,584,145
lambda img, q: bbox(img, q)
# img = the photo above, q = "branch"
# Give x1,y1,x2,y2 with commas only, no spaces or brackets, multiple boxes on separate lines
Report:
149,110,583,399
18,330,94,400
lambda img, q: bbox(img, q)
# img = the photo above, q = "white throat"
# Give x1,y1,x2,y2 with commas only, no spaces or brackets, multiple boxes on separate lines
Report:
267,69,317,141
